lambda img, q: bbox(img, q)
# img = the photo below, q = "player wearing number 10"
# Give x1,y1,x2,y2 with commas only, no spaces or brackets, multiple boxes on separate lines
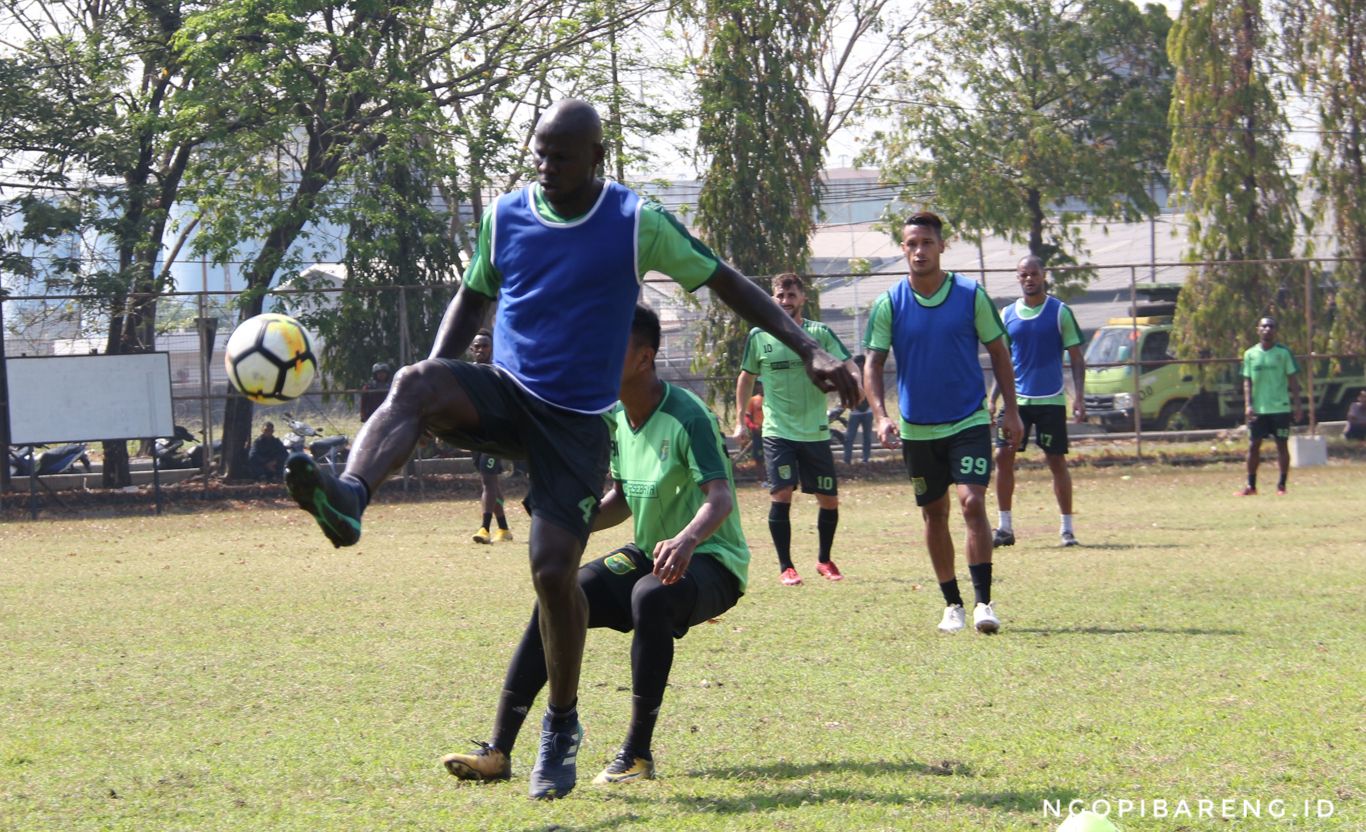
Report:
735,274,857,586
864,212,1022,635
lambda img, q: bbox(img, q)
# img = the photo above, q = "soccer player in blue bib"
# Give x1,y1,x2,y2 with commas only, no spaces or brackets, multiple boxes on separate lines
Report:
283,100,859,799
864,212,1022,635
989,256,1087,547
1238,316,1301,496
442,304,749,789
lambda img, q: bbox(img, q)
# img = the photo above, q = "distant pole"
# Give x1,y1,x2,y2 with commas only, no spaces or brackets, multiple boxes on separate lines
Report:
1305,262,1316,436
1149,174,1158,283
977,237,987,292
1131,265,1142,458
0,288,11,494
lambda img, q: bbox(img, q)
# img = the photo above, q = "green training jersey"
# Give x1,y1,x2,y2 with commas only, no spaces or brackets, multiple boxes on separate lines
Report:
740,319,851,442
1001,299,1083,407
1242,342,1299,415
607,383,750,592
462,184,720,297
864,274,1006,440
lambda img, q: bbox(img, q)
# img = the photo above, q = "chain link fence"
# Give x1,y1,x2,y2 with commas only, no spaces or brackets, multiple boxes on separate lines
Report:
3,257,1363,493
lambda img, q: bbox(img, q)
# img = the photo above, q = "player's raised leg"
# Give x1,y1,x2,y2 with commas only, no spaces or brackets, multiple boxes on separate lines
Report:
285,359,482,547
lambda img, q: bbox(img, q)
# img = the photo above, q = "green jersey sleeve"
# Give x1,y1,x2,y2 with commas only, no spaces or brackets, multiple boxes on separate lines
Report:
1060,304,1083,349
817,322,852,361
864,292,893,352
739,329,762,374
684,410,729,484
974,285,1006,344
638,202,721,292
460,205,501,299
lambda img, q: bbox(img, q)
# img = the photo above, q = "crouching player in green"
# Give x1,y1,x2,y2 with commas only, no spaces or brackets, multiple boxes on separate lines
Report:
442,304,749,790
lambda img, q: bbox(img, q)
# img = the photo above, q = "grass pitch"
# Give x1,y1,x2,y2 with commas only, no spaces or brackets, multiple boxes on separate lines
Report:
1,461,1362,831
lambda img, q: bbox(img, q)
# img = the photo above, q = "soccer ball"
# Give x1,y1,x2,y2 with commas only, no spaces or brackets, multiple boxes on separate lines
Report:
224,313,318,405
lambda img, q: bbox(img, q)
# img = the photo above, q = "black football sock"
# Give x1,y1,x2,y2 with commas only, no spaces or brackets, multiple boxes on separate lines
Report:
622,695,662,761
495,500,509,529
481,512,493,530
546,699,578,731
1248,471,1257,489
339,473,370,514
490,689,535,755
968,562,993,606
817,507,838,563
768,502,793,571
939,578,964,607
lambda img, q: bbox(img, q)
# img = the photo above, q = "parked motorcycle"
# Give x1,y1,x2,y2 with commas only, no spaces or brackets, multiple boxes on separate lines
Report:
282,413,348,472
8,443,92,477
153,426,221,470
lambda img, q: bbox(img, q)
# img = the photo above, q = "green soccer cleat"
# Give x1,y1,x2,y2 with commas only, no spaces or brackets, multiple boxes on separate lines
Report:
593,748,655,785
285,453,362,548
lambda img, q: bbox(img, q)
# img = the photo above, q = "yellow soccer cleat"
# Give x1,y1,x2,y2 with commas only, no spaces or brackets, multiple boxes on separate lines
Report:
492,528,514,543
592,748,655,785
472,527,491,544
441,741,511,782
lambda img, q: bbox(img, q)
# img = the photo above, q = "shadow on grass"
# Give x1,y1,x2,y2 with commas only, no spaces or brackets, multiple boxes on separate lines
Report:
1071,542,1182,550
1012,626,1244,636
684,758,975,780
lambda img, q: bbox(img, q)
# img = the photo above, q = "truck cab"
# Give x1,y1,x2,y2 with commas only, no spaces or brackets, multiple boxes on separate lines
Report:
1082,316,1242,431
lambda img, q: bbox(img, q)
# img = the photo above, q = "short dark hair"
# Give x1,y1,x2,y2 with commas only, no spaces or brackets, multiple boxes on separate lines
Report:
904,211,945,237
1258,316,1277,328
475,328,492,338
263,421,274,431
631,303,661,351
773,273,804,293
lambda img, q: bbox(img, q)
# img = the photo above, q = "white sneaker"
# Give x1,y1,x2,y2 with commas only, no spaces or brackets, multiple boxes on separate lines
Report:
937,604,966,633
973,602,1000,634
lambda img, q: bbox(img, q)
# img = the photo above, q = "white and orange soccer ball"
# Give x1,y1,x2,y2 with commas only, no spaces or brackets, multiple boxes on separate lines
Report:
224,313,318,405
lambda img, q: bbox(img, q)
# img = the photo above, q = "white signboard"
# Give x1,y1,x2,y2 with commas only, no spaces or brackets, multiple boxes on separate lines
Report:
5,353,175,444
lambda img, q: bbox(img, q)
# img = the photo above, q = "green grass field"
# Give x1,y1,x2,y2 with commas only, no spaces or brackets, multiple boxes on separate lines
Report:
2,461,1362,831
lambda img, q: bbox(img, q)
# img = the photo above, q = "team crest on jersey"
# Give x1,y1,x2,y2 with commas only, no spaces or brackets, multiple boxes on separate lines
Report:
778,464,792,481
912,477,927,496
604,552,635,575
658,439,670,462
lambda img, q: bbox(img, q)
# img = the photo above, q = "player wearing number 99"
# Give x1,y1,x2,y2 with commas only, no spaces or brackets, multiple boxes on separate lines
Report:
863,212,1022,635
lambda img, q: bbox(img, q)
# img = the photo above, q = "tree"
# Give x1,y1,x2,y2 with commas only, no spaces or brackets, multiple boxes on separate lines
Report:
182,0,666,478
1282,0,1366,356
867,0,1172,294
1166,0,1301,359
0,0,251,486
689,0,906,407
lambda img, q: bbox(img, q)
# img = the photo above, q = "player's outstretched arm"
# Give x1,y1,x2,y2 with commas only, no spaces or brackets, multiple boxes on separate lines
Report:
652,478,732,586
429,285,492,361
707,264,861,409
865,348,900,449
986,337,1024,442
592,481,633,533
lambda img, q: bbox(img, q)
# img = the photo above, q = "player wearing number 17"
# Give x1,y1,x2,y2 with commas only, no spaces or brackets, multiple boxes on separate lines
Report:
863,212,1022,634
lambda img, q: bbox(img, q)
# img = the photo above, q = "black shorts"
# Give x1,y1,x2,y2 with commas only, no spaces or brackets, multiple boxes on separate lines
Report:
430,360,608,543
580,544,743,639
762,436,838,495
471,451,503,476
995,404,1069,455
1250,412,1292,441
902,423,993,506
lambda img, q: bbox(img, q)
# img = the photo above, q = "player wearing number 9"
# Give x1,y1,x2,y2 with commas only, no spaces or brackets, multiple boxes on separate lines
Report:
863,211,1022,635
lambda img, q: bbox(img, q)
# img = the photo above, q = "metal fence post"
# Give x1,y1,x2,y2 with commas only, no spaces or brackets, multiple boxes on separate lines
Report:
1130,266,1142,458
1304,262,1317,436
